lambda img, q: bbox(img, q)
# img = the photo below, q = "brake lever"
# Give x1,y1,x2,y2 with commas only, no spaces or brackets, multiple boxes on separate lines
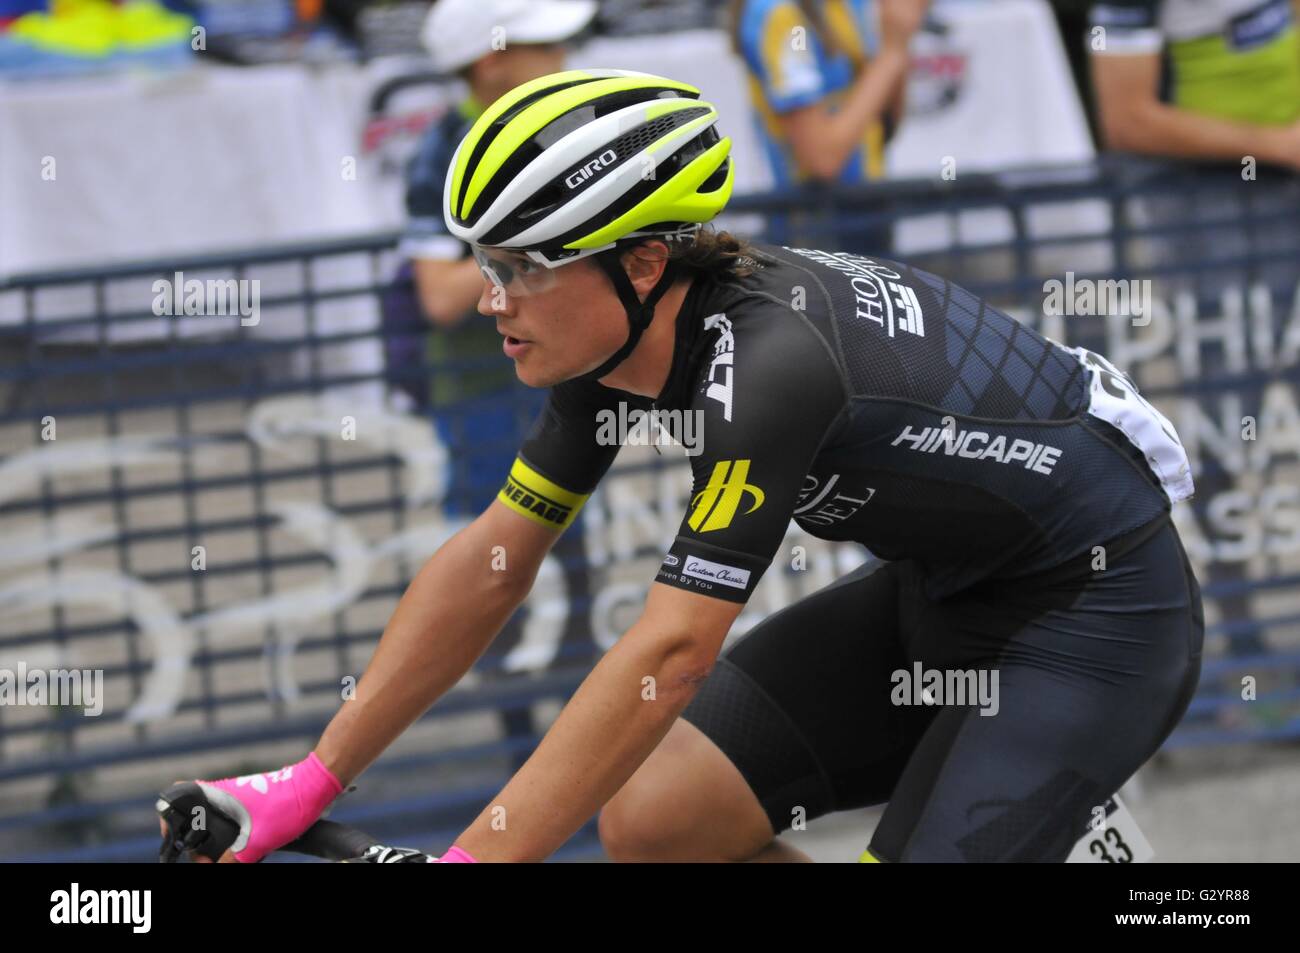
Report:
155,781,243,863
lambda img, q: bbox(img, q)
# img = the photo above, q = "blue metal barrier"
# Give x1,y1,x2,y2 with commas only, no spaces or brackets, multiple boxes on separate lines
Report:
0,158,1297,861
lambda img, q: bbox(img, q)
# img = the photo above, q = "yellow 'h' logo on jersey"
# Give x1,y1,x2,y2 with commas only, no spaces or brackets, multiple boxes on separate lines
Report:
688,459,765,532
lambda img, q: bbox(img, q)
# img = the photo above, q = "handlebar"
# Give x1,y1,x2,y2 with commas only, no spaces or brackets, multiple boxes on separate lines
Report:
282,819,382,861
157,781,384,863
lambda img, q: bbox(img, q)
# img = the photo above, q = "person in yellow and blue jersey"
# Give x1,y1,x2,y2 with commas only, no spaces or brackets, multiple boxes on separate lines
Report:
730,0,929,188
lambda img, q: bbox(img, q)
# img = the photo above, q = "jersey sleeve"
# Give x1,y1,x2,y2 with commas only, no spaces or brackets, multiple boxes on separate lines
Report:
498,381,651,532
738,0,831,113
654,312,847,603
1088,1,1163,55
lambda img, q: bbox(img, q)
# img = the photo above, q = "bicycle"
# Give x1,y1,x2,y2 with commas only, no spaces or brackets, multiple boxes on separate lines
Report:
158,779,1156,863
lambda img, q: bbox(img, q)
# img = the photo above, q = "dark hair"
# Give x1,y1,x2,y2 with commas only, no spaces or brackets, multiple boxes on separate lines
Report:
670,227,764,280
627,227,763,281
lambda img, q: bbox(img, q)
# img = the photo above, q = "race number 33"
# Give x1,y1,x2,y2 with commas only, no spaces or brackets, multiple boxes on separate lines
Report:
1066,794,1155,863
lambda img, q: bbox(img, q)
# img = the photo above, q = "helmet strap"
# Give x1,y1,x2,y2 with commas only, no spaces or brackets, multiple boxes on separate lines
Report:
575,248,680,384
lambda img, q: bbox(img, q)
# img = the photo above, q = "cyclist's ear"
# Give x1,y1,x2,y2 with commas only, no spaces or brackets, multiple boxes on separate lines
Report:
621,240,671,294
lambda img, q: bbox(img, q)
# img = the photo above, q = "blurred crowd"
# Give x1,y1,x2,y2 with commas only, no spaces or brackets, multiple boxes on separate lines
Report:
6,0,1298,502
384,0,1300,501
399,0,1300,327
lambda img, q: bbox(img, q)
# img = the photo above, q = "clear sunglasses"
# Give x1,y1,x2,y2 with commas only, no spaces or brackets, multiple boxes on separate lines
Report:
470,225,702,298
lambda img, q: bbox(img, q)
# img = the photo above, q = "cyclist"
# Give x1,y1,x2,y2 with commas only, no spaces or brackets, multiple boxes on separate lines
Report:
160,68,1203,863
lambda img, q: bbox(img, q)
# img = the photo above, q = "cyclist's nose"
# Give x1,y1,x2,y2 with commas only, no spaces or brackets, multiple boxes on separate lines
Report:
477,277,515,318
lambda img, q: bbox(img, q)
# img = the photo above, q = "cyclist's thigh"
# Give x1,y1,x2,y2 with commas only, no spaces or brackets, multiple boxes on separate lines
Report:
601,715,776,861
870,519,1204,862
679,558,936,837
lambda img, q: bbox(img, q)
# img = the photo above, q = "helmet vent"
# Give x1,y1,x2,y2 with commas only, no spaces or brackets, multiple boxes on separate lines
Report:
604,107,710,160
698,158,731,194
486,108,712,240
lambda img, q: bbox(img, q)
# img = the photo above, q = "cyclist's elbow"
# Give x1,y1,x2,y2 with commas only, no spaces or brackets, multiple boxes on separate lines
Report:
630,593,738,691
634,628,718,699
664,649,719,694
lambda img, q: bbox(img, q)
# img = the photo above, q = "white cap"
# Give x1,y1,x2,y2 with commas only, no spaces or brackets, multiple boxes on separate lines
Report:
421,0,599,74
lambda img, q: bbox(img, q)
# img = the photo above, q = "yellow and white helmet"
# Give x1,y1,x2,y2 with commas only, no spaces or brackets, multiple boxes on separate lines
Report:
443,68,733,264
443,68,734,380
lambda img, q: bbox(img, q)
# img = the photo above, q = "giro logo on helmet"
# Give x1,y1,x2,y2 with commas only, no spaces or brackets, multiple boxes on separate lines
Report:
565,149,618,189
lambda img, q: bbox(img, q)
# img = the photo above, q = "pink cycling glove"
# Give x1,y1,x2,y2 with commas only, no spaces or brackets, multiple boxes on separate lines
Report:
197,751,344,863
436,845,478,863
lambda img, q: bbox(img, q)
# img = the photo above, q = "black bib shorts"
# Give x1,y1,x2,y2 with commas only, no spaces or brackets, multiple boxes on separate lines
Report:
680,515,1204,862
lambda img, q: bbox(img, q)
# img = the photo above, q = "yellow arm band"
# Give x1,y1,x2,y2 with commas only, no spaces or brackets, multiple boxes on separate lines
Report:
497,457,589,531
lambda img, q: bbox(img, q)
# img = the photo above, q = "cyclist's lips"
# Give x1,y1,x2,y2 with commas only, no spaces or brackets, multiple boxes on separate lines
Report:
500,329,533,359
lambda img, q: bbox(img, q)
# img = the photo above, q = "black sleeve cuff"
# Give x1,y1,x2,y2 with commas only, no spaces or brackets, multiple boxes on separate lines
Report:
654,536,772,604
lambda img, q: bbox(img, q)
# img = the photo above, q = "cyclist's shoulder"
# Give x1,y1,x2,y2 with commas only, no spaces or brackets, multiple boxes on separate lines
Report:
699,243,993,375
756,244,961,329
774,243,1016,322
666,259,848,428
545,378,651,420
707,243,840,319
691,254,846,366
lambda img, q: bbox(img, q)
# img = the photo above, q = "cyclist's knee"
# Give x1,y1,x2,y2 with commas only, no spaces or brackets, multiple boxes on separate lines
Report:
598,719,775,862
599,783,689,862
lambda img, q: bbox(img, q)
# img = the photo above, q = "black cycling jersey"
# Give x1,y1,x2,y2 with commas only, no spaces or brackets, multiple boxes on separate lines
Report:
498,243,1194,603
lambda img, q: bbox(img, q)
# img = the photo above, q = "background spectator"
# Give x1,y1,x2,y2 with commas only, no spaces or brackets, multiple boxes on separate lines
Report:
1087,0,1300,170
729,0,929,186
394,0,599,515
